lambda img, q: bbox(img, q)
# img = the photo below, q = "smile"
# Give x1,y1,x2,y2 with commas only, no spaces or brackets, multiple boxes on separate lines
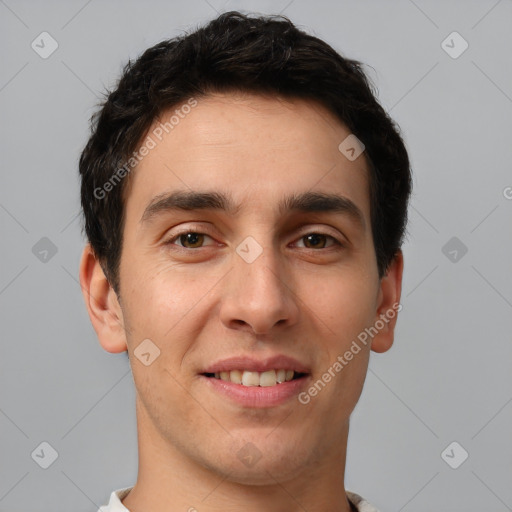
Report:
203,369,307,387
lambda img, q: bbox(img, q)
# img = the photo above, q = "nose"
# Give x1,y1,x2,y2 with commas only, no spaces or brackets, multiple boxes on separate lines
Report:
219,240,300,335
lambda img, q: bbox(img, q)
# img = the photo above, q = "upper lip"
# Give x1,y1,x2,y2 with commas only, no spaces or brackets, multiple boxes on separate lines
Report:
202,355,311,374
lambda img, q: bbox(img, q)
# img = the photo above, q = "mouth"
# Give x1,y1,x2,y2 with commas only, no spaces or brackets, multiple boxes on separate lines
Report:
202,369,309,387
200,355,312,407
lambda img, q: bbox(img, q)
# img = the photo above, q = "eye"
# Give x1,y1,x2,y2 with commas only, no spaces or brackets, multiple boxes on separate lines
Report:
294,232,343,249
164,230,344,251
165,231,215,249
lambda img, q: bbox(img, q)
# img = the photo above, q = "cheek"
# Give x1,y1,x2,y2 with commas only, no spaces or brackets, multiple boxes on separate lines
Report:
301,273,376,407
131,350,204,448
122,256,186,319
119,260,176,348
121,256,217,370
303,279,374,421
121,265,197,420
304,272,377,339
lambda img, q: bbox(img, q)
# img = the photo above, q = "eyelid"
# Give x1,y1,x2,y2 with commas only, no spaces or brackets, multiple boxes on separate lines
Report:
292,233,342,249
164,229,217,247
293,225,347,246
164,225,346,250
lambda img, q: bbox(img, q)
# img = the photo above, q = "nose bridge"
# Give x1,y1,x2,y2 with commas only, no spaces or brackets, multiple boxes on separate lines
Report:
237,236,281,292
235,234,285,301
221,233,299,333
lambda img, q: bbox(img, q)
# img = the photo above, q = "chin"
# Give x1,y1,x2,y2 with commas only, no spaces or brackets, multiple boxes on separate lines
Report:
215,459,307,486
203,438,314,485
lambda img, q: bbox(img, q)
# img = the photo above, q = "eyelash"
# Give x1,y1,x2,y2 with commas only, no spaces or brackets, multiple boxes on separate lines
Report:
164,230,344,250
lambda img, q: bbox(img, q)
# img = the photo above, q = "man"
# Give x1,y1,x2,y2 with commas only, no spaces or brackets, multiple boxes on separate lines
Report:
79,11,411,512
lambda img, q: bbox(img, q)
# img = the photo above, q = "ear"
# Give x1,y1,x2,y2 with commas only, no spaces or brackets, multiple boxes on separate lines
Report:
79,243,128,354
370,250,404,354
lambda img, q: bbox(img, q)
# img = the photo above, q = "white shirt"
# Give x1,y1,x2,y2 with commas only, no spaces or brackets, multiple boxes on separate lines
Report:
98,486,380,511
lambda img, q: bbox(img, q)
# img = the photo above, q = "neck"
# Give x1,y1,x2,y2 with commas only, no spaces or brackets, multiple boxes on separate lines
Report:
122,397,354,512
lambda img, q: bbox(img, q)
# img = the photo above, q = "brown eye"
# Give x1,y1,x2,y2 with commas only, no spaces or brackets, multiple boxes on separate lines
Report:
298,233,339,249
167,232,213,249
180,233,204,248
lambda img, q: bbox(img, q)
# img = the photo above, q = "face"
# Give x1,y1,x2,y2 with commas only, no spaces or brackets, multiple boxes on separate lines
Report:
82,91,402,485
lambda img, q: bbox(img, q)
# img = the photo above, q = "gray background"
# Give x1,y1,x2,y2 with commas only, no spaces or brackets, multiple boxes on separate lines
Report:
1,0,511,511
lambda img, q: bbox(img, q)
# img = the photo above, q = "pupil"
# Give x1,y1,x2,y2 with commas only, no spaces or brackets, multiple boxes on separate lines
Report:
180,233,326,249
305,234,325,248
182,233,203,248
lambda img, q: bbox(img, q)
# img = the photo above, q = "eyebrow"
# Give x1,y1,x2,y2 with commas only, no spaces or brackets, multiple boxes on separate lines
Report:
140,190,366,230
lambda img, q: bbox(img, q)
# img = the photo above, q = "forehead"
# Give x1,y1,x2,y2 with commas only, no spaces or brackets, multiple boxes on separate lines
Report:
124,92,371,225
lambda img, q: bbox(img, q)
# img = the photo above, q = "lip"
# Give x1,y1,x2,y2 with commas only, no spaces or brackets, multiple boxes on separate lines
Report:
202,354,311,374
200,373,311,408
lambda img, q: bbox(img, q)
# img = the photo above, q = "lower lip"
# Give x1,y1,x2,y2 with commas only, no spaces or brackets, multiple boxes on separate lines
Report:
200,375,310,408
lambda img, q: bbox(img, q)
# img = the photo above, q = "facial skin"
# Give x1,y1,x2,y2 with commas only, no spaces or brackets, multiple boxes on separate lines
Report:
80,92,403,512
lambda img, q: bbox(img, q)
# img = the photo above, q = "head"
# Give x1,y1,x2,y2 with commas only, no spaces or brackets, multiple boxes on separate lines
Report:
79,11,411,485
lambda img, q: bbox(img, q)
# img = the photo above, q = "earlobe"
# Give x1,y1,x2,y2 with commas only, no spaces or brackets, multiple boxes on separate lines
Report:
370,250,404,354
79,244,128,354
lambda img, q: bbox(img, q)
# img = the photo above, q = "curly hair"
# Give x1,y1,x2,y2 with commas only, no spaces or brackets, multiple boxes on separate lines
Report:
79,10,412,296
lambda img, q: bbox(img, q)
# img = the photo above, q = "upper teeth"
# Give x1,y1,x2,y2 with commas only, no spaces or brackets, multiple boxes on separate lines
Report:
214,369,295,386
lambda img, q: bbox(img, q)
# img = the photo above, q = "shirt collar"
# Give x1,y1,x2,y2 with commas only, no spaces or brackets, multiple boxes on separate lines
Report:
100,487,380,512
